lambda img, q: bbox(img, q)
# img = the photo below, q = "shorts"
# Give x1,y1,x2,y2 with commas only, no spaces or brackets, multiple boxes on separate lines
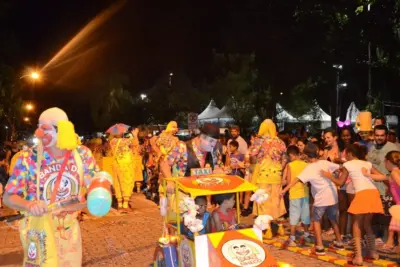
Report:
312,204,338,222
289,197,310,226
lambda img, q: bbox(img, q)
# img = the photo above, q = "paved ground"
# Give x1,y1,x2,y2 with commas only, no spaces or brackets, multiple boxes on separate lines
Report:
1,194,396,267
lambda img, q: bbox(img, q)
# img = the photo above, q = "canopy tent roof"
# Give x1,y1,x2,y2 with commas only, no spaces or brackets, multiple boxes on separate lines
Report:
276,103,297,122
198,99,221,120
386,115,398,125
215,105,234,119
298,101,331,121
346,102,360,122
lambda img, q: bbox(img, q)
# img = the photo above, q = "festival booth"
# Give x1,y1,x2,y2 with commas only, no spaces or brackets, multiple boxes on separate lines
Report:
198,100,235,127
215,106,235,126
198,100,221,124
275,103,298,131
152,174,290,267
298,101,331,129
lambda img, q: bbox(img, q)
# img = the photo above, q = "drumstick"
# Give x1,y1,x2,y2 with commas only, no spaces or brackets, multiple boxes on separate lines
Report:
5,197,81,222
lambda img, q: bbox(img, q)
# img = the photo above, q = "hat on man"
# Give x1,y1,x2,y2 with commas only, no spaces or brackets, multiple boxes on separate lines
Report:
200,123,220,139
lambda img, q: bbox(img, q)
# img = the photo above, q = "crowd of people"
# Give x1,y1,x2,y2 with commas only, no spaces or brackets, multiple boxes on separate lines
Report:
1,107,400,266
152,116,400,266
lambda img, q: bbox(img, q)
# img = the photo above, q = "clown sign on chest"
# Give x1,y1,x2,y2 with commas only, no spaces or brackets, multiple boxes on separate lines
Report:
40,163,80,203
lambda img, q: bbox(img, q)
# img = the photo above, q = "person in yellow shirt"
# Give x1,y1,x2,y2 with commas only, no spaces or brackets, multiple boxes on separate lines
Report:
282,145,311,247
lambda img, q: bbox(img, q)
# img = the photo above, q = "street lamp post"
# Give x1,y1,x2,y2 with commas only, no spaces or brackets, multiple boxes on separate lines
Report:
5,126,8,142
169,72,173,87
333,65,347,129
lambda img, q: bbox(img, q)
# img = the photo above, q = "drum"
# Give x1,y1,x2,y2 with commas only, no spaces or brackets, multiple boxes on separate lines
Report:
87,171,113,217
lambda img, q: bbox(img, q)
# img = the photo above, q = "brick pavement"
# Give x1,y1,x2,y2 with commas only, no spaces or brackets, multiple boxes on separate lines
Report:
0,195,360,267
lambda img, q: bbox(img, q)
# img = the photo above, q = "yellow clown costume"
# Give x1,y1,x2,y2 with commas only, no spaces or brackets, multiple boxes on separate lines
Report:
4,107,98,266
110,135,135,209
249,119,287,220
130,129,144,193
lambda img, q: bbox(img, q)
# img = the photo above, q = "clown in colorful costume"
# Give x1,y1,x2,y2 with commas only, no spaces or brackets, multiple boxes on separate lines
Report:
155,121,180,162
129,128,144,192
110,135,135,210
3,107,97,267
159,123,220,218
249,119,287,219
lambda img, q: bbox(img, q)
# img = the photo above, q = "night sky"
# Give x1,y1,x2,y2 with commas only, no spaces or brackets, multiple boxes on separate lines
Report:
4,1,400,133
8,0,224,131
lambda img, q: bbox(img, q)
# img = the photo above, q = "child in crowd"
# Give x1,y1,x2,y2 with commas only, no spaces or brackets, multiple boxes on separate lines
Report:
296,138,308,161
282,143,344,255
183,196,211,239
281,146,311,247
211,193,237,232
372,151,400,253
322,144,385,265
226,140,245,178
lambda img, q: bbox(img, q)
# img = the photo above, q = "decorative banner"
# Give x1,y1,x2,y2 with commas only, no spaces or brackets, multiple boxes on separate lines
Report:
190,168,212,176
188,113,198,130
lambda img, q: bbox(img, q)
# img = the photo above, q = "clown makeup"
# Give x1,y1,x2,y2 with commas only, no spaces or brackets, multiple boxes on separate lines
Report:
38,123,58,148
199,134,217,152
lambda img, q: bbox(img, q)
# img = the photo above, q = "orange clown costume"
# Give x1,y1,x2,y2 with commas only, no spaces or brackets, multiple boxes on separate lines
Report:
110,135,135,210
3,107,97,267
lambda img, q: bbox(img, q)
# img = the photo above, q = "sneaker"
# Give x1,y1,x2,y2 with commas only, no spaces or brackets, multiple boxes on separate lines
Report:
332,241,345,250
285,239,297,247
314,246,326,255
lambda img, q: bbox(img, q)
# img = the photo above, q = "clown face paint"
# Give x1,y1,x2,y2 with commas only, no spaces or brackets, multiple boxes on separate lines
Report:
38,123,57,148
199,135,217,152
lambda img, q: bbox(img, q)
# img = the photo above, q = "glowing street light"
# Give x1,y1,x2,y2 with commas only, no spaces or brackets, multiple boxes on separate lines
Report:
20,70,41,81
25,103,34,111
333,64,343,70
140,94,147,100
23,117,30,122
169,72,174,76
30,72,40,80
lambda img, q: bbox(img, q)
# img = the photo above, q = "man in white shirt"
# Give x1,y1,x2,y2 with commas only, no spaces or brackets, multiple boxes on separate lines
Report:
227,125,248,155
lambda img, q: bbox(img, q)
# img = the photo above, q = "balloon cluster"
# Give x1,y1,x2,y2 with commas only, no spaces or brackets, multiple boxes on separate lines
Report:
179,197,204,233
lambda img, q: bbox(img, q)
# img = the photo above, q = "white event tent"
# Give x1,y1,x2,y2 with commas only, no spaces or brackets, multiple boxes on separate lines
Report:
198,99,221,122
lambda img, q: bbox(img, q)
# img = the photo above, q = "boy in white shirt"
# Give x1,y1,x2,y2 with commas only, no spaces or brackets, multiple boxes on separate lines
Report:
282,143,344,255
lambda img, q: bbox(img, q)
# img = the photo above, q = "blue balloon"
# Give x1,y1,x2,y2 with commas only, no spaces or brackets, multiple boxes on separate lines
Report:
87,188,112,217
